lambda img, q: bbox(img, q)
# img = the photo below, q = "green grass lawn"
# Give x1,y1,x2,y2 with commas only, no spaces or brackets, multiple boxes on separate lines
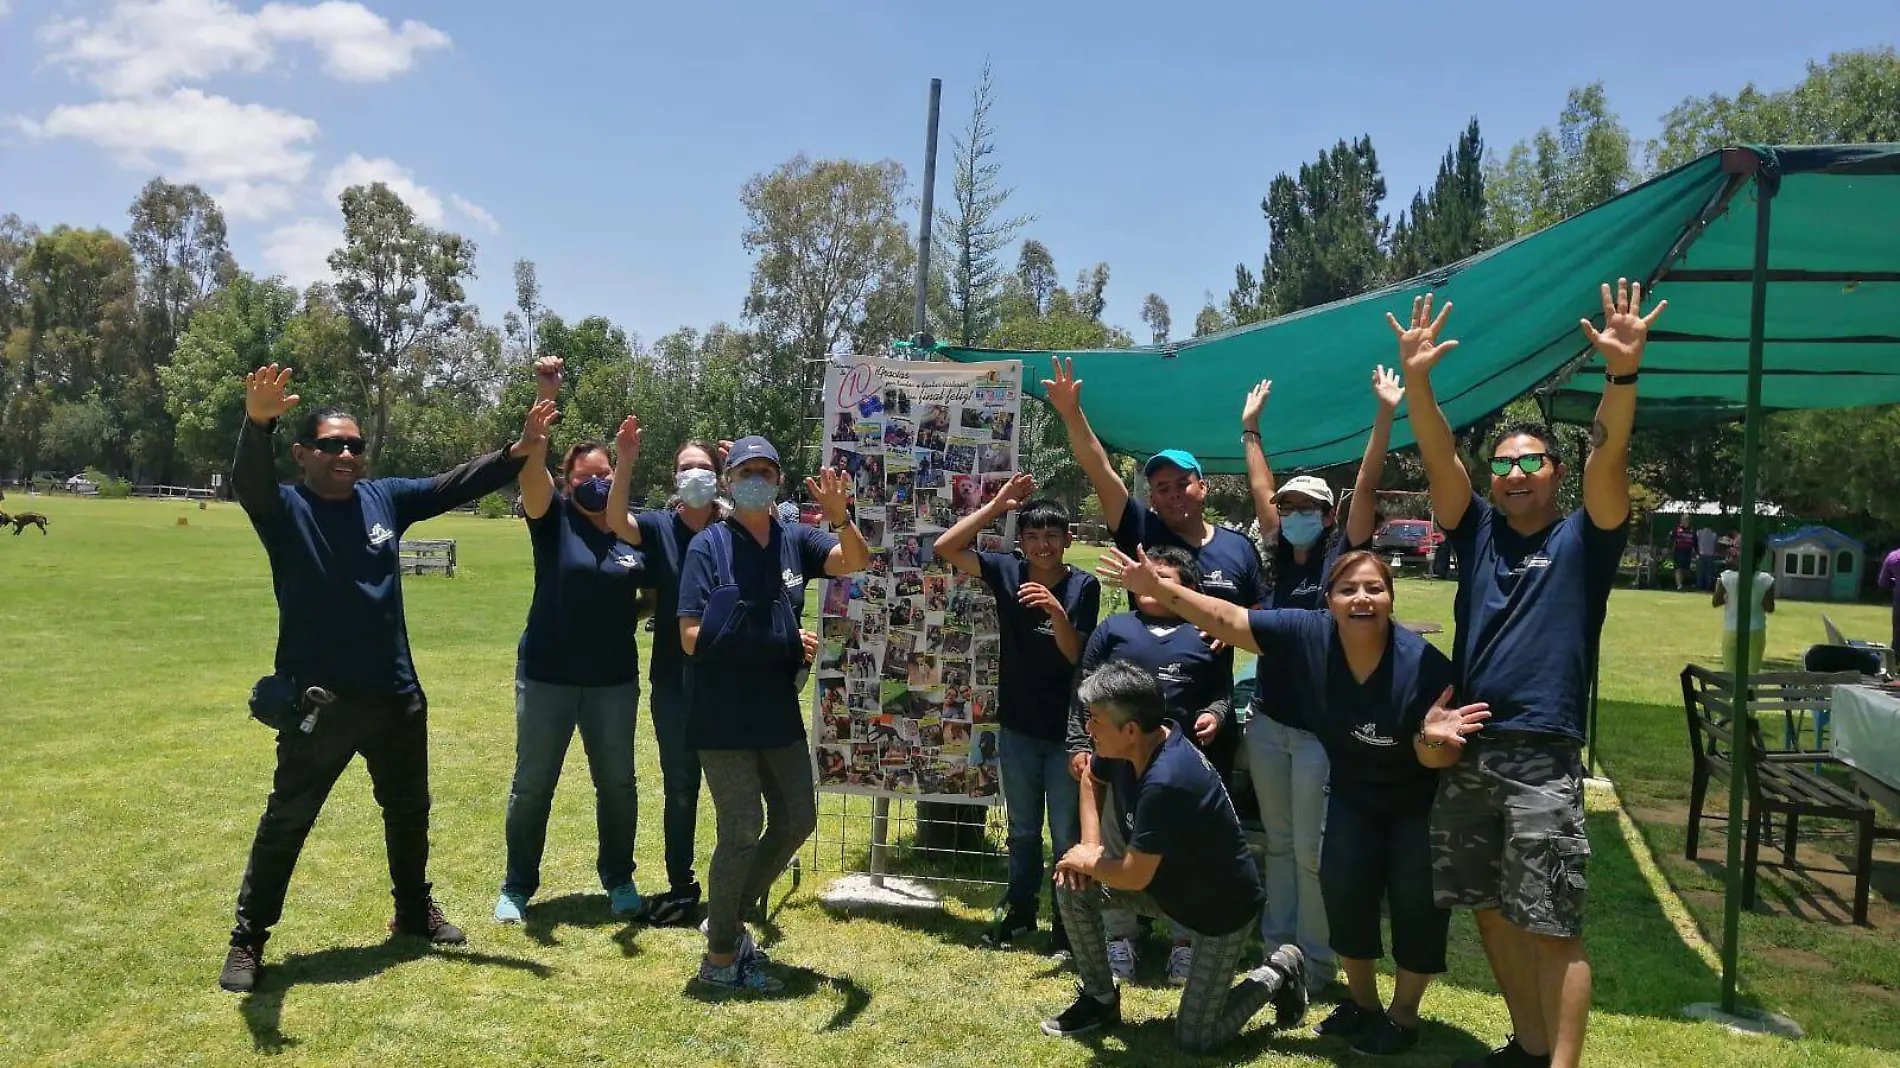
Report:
2,497,1896,1067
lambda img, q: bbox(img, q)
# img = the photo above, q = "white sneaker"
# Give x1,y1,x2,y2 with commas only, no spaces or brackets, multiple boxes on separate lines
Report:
1166,943,1194,987
1106,936,1137,981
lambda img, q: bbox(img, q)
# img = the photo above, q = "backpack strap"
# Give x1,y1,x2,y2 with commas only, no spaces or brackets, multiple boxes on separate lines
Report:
705,521,736,588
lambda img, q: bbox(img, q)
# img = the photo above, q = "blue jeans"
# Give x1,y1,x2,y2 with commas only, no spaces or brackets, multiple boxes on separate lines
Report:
503,673,639,898
999,728,1080,916
1246,714,1335,987
649,678,703,892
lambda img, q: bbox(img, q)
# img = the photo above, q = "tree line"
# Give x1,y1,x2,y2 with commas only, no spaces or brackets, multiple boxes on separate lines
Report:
3,49,1897,531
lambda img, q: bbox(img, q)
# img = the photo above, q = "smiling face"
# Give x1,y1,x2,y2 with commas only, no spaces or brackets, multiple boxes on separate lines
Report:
1326,554,1394,633
291,415,366,499
1146,463,1206,527
1489,432,1562,522
1018,521,1071,571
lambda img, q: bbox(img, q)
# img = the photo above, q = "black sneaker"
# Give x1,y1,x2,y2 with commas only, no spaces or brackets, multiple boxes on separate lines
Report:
645,883,702,927
1040,987,1121,1038
1454,1036,1551,1068
1261,944,1309,1028
982,904,1036,947
390,897,468,945
218,941,263,993
1315,1000,1375,1038
1351,1014,1420,1056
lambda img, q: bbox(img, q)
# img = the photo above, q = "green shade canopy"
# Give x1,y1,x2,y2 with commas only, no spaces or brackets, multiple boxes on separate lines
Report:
941,145,1900,471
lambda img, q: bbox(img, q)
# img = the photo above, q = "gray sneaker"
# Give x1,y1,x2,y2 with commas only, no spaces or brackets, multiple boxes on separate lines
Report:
695,955,783,995
1254,944,1308,1028
699,917,769,964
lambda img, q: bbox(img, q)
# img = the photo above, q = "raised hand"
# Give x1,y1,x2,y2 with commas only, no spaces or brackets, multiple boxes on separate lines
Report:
1242,379,1272,430
717,439,734,468
1420,687,1491,750
1040,356,1084,418
243,364,301,426
515,399,557,456
805,466,853,524
1371,364,1404,412
990,471,1038,511
532,355,564,401
1017,582,1068,623
1096,546,1160,598
613,414,642,466
1581,277,1666,374
1385,293,1459,378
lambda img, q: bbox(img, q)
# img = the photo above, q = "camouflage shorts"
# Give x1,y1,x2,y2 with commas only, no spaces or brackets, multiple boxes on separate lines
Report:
1428,733,1590,938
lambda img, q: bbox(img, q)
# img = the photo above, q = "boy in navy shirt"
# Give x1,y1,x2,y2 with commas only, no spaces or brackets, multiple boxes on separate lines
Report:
1397,284,1658,1068
1071,545,1231,986
935,472,1100,953
219,364,546,994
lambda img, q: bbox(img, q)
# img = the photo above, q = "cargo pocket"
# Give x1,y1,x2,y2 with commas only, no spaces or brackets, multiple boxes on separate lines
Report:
1545,834,1591,935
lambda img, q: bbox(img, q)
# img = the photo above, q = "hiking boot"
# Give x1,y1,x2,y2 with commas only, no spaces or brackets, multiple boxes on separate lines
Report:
1351,1014,1420,1056
695,954,783,995
218,940,264,993
1106,935,1137,981
608,882,645,918
1260,944,1308,1028
1454,1037,1551,1068
645,883,701,927
494,890,527,925
1040,987,1121,1038
982,904,1036,948
1166,942,1194,987
390,897,467,945
1315,1000,1375,1038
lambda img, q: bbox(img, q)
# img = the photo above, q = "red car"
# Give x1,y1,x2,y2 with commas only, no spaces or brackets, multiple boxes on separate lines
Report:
1371,519,1444,561
798,501,825,527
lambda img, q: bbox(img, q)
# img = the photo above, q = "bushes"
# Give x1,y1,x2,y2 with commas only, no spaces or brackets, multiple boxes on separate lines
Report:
82,469,133,498
475,493,514,519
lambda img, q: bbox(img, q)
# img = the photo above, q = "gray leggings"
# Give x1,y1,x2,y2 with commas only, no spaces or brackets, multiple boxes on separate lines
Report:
699,743,818,955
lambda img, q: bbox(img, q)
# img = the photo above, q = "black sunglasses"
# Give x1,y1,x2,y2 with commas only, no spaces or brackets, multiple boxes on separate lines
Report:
303,435,367,457
1489,453,1551,477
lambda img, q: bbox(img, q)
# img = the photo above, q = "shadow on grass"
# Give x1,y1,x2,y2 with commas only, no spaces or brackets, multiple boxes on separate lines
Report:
520,891,644,954
1066,1010,1487,1067
241,940,553,1053
680,963,872,1032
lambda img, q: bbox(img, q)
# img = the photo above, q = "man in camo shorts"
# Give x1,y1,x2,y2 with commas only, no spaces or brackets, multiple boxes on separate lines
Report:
1392,284,1662,1068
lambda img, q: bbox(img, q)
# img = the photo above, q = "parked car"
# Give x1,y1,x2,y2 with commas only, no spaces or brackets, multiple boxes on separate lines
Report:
798,501,825,527
1371,518,1442,561
64,474,99,495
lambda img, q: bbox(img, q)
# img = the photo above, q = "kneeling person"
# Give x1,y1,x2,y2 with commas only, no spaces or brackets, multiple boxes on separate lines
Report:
1044,662,1307,1053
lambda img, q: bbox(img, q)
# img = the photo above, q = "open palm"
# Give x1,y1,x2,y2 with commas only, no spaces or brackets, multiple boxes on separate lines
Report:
244,364,300,424
1371,364,1404,411
1385,294,1459,377
1040,356,1083,417
1581,278,1666,373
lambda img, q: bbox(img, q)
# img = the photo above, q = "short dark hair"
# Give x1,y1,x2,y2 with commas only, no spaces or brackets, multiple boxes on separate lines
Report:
296,406,358,443
1145,544,1202,591
1077,660,1166,733
1488,420,1562,466
1018,498,1071,533
561,441,608,479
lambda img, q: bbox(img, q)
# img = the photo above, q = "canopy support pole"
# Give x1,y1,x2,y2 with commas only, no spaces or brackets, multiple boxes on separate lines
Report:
1720,147,1776,1016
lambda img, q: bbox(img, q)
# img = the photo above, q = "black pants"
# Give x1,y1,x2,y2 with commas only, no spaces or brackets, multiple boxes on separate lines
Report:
231,693,431,946
1319,788,1450,974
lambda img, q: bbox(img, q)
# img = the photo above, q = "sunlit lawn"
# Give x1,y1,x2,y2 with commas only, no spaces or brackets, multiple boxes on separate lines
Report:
1,497,1895,1066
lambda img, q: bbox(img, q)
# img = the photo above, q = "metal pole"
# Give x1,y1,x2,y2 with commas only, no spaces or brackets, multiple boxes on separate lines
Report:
910,77,943,347
1720,150,1775,1015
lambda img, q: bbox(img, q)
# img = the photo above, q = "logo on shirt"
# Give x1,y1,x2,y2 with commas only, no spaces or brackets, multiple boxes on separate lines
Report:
1350,724,1399,747
1035,619,1056,636
612,553,642,570
1202,569,1238,592
1155,662,1192,684
367,522,395,547
782,568,802,588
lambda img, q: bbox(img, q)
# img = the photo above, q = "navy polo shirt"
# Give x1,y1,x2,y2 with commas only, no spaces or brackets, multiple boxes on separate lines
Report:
976,552,1100,743
1075,612,1231,746
1255,529,1359,730
636,509,708,688
1113,497,1264,609
1093,729,1264,937
1247,609,1455,805
518,493,651,687
677,517,838,750
1443,493,1626,740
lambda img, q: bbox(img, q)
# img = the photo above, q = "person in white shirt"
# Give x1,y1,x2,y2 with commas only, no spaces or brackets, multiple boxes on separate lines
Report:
1713,544,1776,676
1694,525,1720,591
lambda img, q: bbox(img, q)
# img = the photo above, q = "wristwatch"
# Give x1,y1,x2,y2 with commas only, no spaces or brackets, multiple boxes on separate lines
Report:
1605,370,1640,385
1240,429,1262,444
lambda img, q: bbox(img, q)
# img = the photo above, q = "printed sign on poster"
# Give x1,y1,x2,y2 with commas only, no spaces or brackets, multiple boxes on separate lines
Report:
810,354,1022,805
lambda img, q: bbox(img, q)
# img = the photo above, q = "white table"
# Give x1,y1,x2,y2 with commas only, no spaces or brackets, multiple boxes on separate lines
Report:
1831,684,1900,812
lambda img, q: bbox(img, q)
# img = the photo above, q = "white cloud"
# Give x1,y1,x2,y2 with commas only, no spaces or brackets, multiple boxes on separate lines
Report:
449,193,498,234
322,153,443,224
24,89,318,208
0,1,14,17
216,180,301,221
261,217,338,287
43,0,448,97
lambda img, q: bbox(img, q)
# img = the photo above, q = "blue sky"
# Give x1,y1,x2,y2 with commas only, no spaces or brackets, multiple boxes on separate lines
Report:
1,0,1891,346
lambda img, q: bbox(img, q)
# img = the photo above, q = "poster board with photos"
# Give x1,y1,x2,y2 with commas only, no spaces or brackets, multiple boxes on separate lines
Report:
810,354,1023,805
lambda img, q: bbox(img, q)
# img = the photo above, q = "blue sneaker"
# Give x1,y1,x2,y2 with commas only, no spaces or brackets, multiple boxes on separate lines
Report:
494,891,527,925
609,883,645,918
695,955,783,995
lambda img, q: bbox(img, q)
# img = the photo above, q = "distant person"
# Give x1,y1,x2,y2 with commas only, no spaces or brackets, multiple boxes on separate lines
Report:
219,364,549,994
1695,522,1720,591
1881,547,1900,654
1669,517,1696,592
1713,545,1776,677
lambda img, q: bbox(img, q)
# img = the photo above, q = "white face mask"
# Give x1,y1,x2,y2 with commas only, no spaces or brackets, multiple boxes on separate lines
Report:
676,468,718,508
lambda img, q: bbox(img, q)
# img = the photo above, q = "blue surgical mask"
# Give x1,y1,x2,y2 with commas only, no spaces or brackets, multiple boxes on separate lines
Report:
731,475,777,512
572,476,612,513
676,468,718,508
1281,510,1326,548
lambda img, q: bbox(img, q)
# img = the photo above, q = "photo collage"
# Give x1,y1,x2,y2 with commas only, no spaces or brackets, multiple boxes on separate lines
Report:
811,357,1022,804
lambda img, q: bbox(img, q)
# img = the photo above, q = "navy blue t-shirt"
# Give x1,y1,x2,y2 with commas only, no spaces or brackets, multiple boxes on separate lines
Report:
677,517,839,750
976,552,1100,743
1093,729,1265,937
636,508,710,689
1247,609,1455,805
1255,529,1358,729
1443,493,1627,740
1113,497,1264,609
1073,612,1232,750
518,493,651,687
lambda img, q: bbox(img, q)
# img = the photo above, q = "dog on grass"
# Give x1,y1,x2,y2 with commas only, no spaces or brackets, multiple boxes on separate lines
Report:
8,512,48,535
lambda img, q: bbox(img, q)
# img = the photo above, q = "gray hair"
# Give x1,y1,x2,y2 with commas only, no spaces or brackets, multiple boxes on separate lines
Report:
1076,661,1166,733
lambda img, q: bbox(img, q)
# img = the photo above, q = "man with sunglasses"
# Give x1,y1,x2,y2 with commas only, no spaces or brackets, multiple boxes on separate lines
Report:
218,364,554,994
1394,282,1663,1068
